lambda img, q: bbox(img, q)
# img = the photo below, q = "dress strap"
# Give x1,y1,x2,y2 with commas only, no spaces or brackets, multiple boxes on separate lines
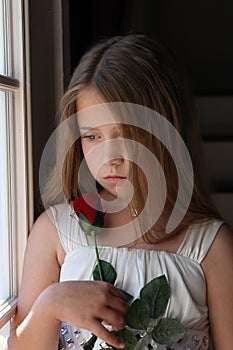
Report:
49,202,89,253
177,220,223,263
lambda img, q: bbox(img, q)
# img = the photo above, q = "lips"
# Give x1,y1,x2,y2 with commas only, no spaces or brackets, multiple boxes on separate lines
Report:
104,176,126,184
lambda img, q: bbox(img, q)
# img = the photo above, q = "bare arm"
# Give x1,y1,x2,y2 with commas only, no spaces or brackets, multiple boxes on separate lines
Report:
4,211,127,350
4,211,61,349
202,224,233,350
11,211,62,330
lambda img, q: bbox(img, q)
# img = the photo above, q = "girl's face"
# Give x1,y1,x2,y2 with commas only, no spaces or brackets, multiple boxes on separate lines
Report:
77,87,130,198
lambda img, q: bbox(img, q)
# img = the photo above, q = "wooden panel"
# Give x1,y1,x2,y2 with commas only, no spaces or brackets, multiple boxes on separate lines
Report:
196,96,233,138
212,193,233,229
203,142,233,181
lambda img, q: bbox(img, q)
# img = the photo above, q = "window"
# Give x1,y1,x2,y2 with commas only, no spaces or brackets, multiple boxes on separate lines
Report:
0,90,15,319
0,0,33,334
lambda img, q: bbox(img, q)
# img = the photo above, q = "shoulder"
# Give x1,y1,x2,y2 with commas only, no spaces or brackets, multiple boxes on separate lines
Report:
201,223,233,297
201,224,233,347
28,210,57,242
29,209,58,242
202,224,233,270
27,209,66,266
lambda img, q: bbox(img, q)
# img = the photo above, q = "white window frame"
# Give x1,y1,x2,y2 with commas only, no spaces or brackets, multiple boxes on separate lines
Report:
0,0,33,329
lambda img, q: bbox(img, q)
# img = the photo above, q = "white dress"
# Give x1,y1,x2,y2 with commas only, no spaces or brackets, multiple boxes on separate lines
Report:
50,203,223,350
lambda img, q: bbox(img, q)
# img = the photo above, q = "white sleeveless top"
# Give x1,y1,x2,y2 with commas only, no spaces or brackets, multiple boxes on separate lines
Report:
50,203,223,350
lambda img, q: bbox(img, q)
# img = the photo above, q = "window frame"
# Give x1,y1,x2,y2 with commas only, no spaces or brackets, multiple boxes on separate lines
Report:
0,0,33,330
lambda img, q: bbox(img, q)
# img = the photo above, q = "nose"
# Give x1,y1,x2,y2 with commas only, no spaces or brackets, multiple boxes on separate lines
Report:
102,139,125,167
107,156,124,167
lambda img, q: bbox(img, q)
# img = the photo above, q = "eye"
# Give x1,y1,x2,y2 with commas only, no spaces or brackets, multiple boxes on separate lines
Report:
82,134,100,141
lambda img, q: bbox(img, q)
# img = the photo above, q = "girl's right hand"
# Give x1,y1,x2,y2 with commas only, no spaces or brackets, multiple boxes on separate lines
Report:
42,280,128,348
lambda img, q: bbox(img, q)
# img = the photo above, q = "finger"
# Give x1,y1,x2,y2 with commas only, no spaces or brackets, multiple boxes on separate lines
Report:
108,285,126,300
92,321,125,348
108,297,128,315
101,308,126,330
101,284,128,313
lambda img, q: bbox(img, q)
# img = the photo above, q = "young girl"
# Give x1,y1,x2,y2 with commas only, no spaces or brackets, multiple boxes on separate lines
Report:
2,34,233,350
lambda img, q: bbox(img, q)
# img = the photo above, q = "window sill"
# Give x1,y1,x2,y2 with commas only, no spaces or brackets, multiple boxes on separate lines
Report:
0,298,17,329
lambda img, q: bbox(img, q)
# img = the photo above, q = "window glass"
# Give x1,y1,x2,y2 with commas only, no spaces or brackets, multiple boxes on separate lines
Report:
0,0,4,73
0,321,10,337
0,0,11,75
0,0,31,335
0,89,15,309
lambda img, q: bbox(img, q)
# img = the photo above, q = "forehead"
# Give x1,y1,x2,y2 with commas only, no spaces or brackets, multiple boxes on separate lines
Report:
77,89,120,128
77,87,103,111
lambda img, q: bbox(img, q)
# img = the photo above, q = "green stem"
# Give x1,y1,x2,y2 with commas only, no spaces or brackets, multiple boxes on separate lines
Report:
94,232,103,281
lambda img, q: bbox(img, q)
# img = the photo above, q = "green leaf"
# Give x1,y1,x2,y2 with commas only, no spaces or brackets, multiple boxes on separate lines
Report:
92,198,104,228
92,213,104,228
125,299,150,330
140,275,170,318
93,259,117,284
110,328,137,350
152,318,185,345
120,289,134,304
83,334,97,350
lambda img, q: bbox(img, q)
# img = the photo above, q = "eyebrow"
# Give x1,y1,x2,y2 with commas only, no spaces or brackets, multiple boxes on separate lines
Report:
79,125,121,132
79,126,92,131
79,126,100,132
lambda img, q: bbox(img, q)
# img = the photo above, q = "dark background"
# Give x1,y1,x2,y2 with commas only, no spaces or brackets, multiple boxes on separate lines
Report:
29,0,233,225
63,0,233,94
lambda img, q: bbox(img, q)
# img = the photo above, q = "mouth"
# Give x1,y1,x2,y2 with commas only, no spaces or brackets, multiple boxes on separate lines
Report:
104,176,126,184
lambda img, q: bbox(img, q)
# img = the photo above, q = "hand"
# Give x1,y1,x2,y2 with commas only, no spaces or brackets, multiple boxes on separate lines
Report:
47,280,128,348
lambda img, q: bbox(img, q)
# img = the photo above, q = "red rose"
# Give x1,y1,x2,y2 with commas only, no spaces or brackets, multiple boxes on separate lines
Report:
73,192,105,235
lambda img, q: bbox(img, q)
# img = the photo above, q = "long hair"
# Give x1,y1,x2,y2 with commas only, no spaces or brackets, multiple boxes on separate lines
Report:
42,34,221,242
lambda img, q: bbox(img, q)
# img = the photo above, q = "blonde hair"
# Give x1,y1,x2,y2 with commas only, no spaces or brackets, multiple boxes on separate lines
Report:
42,34,221,241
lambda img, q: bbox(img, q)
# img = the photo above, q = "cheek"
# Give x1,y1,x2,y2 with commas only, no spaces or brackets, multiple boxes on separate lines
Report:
85,158,100,178
82,143,103,178
126,161,131,174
